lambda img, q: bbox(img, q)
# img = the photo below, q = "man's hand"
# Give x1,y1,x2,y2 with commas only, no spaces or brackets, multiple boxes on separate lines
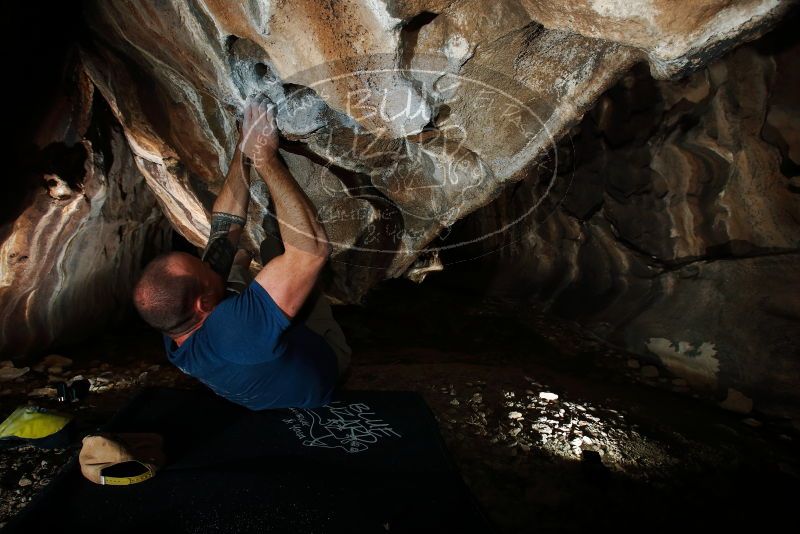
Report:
241,95,279,167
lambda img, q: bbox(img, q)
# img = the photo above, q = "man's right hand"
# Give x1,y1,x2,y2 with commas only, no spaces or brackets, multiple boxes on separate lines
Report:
241,95,279,166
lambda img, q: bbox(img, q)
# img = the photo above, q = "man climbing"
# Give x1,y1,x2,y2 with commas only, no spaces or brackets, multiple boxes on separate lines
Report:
132,95,351,409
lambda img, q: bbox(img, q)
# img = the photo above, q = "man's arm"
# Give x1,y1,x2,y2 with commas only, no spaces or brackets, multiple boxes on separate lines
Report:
202,141,251,279
241,95,330,319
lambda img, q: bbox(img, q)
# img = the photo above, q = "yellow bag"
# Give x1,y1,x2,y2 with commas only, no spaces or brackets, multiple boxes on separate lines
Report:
0,406,72,440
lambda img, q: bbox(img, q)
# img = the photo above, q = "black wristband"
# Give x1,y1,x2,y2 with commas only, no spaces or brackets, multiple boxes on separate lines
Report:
201,212,247,278
209,212,246,233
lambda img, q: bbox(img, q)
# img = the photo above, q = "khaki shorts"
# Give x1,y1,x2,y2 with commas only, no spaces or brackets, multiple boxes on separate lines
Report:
227,264,352,378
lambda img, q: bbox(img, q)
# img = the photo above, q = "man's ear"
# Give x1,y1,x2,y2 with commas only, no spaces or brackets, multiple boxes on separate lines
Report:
196,293,215,314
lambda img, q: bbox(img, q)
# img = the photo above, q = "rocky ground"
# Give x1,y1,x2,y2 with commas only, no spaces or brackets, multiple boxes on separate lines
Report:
1,279,797,531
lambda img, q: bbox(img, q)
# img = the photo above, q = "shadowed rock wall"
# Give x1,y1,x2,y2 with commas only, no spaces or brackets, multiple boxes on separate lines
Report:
441,32,800,422
0,57,171,358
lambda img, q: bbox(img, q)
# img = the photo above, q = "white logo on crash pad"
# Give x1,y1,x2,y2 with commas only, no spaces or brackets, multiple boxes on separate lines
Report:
283,402,401,453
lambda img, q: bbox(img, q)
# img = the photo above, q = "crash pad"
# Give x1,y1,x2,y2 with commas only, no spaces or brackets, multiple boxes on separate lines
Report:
6,387,491,533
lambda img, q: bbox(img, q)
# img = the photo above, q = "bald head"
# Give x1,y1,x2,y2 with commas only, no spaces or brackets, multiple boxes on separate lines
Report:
133,252,219,335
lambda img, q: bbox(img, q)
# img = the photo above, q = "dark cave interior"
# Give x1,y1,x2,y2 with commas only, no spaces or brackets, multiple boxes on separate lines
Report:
1,2,799,532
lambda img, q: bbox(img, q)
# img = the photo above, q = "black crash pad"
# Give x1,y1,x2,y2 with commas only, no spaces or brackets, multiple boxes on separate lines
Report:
6,387,491,533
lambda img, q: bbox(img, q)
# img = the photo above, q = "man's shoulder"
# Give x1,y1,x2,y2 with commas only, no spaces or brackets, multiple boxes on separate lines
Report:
208,281,291,331
189,283,290,365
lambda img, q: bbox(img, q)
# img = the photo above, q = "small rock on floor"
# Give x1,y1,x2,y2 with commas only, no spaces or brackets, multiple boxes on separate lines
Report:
641,366,659,378
0,367,29,381
719,388,753,415
42,355,73,368
28,387,57,398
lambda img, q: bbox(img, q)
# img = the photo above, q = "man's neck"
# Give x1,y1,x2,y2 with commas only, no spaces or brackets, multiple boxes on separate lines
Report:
170,318,206,347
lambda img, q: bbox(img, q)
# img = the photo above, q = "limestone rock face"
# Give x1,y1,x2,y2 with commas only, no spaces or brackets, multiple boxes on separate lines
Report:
1,1,795,418
80,0,790,301
444,38,800,422
0,59,171,358
515,0,790,77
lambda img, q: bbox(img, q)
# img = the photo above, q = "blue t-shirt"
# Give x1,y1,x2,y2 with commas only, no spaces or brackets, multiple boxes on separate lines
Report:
163,281,338,410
